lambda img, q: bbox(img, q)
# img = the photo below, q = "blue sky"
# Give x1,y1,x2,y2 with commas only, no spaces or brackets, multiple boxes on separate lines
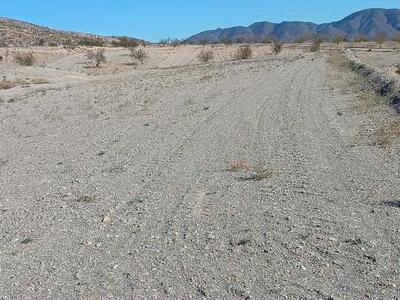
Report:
2,0,399,41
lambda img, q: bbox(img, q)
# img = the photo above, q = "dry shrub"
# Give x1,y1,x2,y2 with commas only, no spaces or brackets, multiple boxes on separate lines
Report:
233,45,252,60
130,48,148,64
112,37,140,48
272,42,283,55
198,49,214,62
253,161,273,181
14,52,35,66
226,160,251,172
373,121,400,147
86,48,106,68
0,80,17,90
310,39,322,52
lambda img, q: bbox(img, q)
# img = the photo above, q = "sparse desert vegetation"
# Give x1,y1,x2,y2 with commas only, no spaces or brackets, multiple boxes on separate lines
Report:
1,9,400,300
272,42,283,55
85,48,106,68
310,38,322,52
197,48,214,62
130,48,148,64
13,52,35,66
233,45,252,60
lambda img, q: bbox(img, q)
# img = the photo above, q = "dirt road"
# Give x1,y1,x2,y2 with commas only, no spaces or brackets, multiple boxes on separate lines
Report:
1,53,399,299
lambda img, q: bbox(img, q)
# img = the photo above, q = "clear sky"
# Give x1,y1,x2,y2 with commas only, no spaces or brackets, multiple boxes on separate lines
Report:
2,0,399,41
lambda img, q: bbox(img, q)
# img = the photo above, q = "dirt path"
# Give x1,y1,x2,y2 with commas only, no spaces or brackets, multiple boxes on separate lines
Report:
1,54,399,299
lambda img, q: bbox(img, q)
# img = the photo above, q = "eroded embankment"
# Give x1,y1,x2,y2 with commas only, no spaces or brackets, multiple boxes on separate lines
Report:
345,49,400,113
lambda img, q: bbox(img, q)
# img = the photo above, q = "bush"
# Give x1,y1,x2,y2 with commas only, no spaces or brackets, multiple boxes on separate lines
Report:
112,37,140,48
233,45,252,60
272,42,283,55
310,39,322,52
78,38,105,47
86,48,106,68
198,49,214,62
130,48,148,64
14,52,35,66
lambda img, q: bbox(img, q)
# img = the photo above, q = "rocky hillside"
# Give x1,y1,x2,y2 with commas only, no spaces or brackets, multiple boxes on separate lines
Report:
186,8,400,43
0,17,141,47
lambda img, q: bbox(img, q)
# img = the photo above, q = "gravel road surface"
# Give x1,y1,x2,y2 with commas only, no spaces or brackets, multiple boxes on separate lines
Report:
1,53,399,299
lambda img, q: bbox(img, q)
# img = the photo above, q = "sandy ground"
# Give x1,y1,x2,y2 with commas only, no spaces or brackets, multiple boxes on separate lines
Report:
0,45,400,299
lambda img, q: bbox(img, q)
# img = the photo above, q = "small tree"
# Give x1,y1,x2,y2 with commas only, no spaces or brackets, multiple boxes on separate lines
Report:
159,38,171,47
86,48,106,68
233,45,252,60
272,42,283,55
130,48,148,64
221,37,233,47
170,38,182,48
198,49,214,62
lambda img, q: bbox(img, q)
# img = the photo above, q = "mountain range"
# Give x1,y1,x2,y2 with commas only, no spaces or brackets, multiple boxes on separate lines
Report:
186,8,400,43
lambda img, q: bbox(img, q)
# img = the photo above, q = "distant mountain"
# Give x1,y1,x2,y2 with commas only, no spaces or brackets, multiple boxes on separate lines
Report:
186,8,400,43
0,17,142,47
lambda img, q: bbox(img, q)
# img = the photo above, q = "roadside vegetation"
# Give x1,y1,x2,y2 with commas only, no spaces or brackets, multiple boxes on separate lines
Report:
328,52,400,148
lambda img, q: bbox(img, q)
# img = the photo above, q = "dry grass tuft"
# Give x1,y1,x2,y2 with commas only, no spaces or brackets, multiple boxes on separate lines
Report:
0,80,17,90
373,121,400,147
226,160,273,181
226,160,251,172
253,160,273,181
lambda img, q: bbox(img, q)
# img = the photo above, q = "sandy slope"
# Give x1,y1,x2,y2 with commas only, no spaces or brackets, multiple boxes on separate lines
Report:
0,51,399,299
